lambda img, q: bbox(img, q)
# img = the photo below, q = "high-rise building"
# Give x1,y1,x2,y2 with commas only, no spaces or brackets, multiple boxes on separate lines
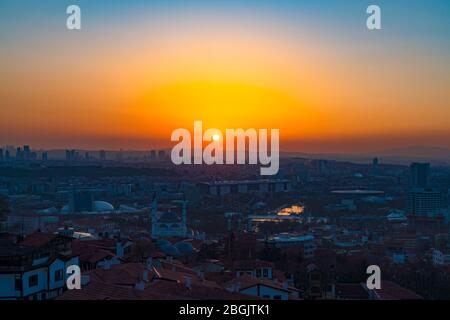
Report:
65,149,77,161
410,162,430,188
158,150,165,161
68,191,94,213
99,150,106,161
150,150,157,161
23,145,31,160
0,149,3,162
16,147,23,160
41,152,48,161
407,188,447,216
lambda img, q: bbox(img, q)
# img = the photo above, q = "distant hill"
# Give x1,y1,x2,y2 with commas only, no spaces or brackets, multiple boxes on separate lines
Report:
376,146,450,159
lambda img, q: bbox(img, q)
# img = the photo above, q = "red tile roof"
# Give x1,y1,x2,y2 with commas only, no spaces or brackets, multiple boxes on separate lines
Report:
372,281,423,300
151,266,220,288
59,278,253,300
225,274,296,293
335,283,369,300
21,232,58,247
58,280,140,300
233,259,274,270
89,263,147,285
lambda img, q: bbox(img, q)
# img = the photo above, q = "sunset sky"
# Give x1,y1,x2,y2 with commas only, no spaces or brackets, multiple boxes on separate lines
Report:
1,0,449,153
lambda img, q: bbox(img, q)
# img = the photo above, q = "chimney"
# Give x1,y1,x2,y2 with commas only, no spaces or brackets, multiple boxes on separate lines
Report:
184,276,192,290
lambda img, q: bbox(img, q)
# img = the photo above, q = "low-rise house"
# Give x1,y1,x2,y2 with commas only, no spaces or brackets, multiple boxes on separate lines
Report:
233,259,274,279
433,248,450,266
225,274,299,300
0,232,79,300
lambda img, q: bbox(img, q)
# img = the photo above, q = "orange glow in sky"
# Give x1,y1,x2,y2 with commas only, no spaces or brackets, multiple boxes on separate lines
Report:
1,7,449,153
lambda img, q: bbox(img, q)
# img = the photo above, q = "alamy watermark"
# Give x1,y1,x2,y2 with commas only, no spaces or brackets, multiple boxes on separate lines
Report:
170,121,280,176
66,4,381,31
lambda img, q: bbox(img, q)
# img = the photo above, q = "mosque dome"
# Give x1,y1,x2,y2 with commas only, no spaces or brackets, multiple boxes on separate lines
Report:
93,201,114,212
160,244,180,257
60,200,114,214
156,239,172,248
174,241,194,256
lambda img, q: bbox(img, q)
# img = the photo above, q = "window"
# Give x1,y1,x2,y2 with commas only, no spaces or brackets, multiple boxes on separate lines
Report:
263,268,269,278
55,269,64,281
28,275,38,287
256,269,261,277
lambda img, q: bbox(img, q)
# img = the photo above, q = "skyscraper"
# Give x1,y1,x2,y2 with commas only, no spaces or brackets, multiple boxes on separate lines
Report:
23,145,31,160
150,150,157,161
158,150,166,161
16,147,23,160
99,150,106,161
410,162,430,188
407,188,447,216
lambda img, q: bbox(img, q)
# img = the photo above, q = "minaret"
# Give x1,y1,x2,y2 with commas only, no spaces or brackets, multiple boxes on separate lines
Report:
151,194,158,238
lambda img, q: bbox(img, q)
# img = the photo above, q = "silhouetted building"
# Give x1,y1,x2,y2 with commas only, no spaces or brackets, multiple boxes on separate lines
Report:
99,150,106,161
23,145,31,160
16,147,23,160
68,191,94,213
150,150,157,161
65,150,77,161
410,163,430,188
407,188,447,217
158,150,165,161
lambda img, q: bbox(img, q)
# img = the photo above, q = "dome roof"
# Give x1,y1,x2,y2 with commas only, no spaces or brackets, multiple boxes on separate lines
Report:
93,201,114,212
174,241,194,255
60,201,114,214
160,244,180,257
158,211,181,223
156,239,172,248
